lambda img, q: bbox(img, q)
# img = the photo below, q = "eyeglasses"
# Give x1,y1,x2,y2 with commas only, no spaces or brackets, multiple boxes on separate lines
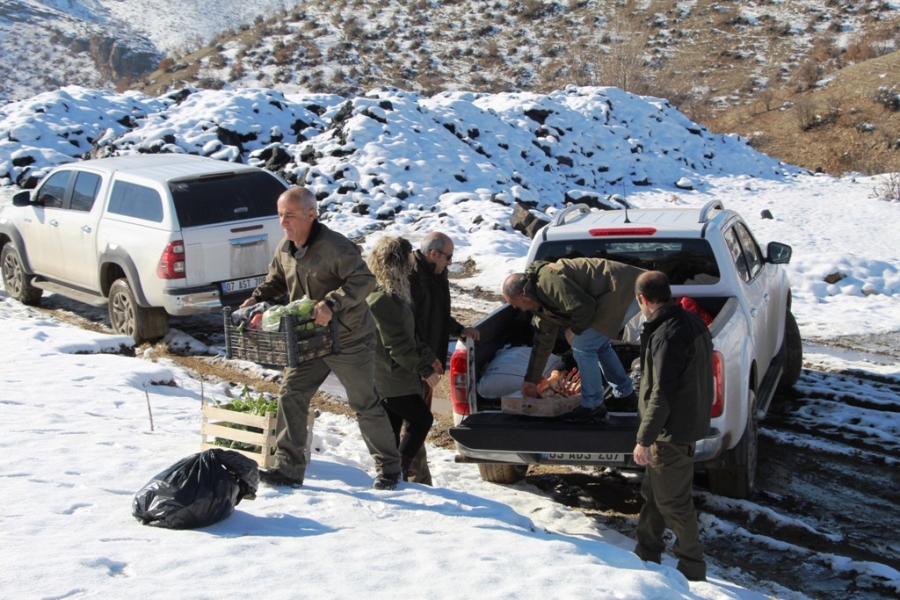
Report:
437,249,453,262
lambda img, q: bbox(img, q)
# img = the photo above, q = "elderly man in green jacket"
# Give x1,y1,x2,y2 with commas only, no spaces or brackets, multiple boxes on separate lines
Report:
241,186,402,490
502,257,644,423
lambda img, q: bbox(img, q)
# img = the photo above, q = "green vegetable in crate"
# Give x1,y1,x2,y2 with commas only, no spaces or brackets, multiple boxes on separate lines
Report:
211,386,278,453
261,297,317,331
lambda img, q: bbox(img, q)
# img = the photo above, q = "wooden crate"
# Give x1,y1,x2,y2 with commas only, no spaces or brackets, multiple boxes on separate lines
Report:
201,402,277,469
501,394,582,417
200,403,318,469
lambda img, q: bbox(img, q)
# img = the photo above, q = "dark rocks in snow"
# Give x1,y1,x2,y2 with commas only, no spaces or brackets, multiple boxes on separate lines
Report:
511,201,550,239
299,145,319,165
824,272,846,284
362,109,387,124
760,209,774,219
564,191,620,211
256,144,291,172
524,108,552,125
15,168,40,189
11,155,35,168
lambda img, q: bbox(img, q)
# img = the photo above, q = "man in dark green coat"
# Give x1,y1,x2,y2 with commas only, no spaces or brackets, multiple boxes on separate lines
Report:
502,257,644,423
241,187,402,490
632,270,713,582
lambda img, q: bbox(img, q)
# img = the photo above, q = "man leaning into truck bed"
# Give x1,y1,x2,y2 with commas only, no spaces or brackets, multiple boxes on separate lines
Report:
502,256,644,424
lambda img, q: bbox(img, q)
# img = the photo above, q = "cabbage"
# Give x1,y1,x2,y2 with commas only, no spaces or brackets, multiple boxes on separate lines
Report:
261,297,318,331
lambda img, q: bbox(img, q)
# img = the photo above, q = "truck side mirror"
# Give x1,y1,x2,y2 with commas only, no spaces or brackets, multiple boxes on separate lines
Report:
766,241,792,264
12,190,32,207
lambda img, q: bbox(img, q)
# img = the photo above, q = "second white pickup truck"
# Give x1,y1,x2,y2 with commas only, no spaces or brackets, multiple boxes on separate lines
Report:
448,200,802,498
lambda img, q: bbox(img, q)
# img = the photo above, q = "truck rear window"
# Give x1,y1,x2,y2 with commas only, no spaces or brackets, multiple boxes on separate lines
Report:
169,171,287,228
535,238,720,285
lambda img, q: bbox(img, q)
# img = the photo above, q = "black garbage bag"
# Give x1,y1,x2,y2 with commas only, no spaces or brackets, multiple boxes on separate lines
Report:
132,448,259,529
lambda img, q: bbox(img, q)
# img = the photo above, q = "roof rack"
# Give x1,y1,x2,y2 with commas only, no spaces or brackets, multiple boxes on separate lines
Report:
550,203,591,227
698,200,724,223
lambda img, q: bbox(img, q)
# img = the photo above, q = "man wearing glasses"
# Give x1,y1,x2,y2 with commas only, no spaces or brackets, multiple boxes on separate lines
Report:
407,232,480,484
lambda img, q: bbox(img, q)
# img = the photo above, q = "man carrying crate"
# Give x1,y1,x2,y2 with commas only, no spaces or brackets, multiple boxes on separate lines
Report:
240,186,403,490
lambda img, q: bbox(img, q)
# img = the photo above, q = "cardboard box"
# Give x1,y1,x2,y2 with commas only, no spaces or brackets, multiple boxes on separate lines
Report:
501,393,582,417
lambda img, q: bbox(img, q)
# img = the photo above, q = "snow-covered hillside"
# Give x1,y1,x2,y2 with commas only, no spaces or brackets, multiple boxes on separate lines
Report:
0,0,304,103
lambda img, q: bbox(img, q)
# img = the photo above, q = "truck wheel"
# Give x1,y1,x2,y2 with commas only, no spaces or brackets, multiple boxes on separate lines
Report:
707,390,757,499
108,278,169,344
778,311,802,391
478,463,528,484
1,243,43,305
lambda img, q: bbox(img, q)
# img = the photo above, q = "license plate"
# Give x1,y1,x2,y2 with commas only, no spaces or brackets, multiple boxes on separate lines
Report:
542,452,625,462
221,275,267,294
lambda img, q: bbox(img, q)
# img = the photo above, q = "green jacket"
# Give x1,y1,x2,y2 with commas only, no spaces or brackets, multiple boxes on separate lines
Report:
636,302,714,446
367,288,436,398
251,221,376,347
524,257,644,383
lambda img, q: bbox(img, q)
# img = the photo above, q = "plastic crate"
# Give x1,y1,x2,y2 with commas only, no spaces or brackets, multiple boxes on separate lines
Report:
223,307,340,368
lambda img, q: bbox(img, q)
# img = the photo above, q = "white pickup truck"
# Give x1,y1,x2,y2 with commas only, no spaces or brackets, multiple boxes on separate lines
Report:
0,154,288,343
448,200,802,498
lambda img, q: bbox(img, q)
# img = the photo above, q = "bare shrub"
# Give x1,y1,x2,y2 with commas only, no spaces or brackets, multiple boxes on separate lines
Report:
793,96,819,131
793,58,823,92
158,57,176,72
872,172,900,202
759,87,776,112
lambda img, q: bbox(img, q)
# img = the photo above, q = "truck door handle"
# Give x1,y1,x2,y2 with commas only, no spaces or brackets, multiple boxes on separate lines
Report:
49,219,59,227
750,307,758,318
763,292,770,303
229,234,268,246
81,225,92,233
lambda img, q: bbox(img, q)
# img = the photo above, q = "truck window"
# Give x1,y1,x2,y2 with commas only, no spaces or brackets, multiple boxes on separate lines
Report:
734,223,763,279
724,227,750,281
108,181,164,222
169,171,285,228
70,172,101,212
36,171,71,208
535,238,720,285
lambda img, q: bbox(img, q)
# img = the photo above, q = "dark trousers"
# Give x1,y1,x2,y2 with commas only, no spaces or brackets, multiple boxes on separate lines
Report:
635,441,706,581
402,383,434,485
383,393,434,472
274,336,400,481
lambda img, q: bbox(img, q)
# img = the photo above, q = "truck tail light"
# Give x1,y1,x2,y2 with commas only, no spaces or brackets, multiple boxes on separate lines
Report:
157,241,186,279
589,227,657,236
711,350,724,418
449,349,470,416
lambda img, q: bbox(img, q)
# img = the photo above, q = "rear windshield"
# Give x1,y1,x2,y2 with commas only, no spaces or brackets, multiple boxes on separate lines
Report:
534,238,720,285
170,170,286,228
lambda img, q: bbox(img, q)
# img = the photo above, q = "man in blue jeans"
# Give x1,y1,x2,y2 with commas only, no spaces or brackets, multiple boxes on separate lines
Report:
502,257,645,423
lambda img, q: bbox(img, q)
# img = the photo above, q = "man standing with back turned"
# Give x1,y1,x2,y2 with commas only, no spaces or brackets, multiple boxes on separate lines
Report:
407,232,480,484
632,270,713,582
241,186,402,490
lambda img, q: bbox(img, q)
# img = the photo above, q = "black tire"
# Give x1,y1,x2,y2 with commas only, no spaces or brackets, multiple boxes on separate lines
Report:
108,278,169,344
1,242,43,305
478,463,528,484
778,311,802,391
707,390,757,499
